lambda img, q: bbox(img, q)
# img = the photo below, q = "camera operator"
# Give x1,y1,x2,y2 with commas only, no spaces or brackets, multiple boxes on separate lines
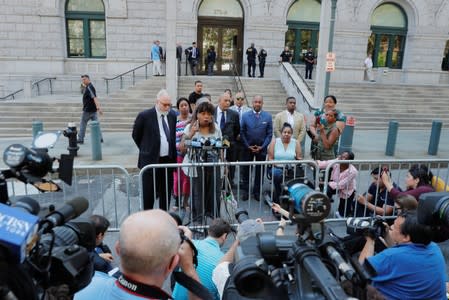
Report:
173,218,232,300
89,214,114,274
212,218,265,299
358,210,446,299
75,209,202,300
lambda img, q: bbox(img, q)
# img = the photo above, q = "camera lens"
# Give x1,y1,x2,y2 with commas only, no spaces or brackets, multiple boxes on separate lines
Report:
235,208,249,224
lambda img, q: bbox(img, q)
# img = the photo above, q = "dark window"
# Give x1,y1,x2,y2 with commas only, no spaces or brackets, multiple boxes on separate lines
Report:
65,0,106,58
369,3,407,69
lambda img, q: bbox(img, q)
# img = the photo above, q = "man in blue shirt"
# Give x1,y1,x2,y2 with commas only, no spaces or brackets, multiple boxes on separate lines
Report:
240,95,273,201
172,218,232,300
151,40,163,76
75,209,202,300
359,211,446,300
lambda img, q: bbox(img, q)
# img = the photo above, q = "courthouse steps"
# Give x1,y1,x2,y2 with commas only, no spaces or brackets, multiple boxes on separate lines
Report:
324,82,449,130
0,77,167,137
1,76,449,137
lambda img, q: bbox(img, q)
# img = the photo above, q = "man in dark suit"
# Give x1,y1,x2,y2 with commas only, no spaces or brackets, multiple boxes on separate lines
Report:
214,93,240,185
240,95,273,201
186,41,200,75
132,89,177,211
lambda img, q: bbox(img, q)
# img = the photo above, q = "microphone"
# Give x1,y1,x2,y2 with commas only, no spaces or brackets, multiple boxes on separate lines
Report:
222,135,230,148
41,197,89,232
190,137,202,148
13,196,40,215
0,202,40,263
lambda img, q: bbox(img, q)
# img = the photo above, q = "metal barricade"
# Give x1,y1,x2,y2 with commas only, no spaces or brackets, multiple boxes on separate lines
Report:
2,165,135,231
139,160,320,225
322,159,449,219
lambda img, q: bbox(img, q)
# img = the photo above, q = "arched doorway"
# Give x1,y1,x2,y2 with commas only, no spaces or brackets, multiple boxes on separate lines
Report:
197,0,244,75
368,3,407,69
285,0,321,64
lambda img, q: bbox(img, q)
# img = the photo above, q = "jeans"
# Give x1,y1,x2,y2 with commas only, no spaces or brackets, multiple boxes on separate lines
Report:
78,111,103,142
207,62,214,75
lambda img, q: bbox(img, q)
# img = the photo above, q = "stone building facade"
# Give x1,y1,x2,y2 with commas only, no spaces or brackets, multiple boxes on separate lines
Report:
1,0,449,94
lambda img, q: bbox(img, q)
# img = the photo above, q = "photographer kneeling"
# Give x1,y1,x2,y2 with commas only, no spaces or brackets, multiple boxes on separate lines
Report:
358,210,446,299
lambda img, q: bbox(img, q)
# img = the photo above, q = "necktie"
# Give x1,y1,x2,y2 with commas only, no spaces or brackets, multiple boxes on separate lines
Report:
220,111,225,130
255,112,260,119
161,114,170,142
238,107,242,120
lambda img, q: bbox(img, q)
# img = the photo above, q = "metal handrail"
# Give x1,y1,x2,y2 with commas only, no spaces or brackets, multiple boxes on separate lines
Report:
280,62,319,113
291,63,315,96
104,61,153,94
0,77,56,100
231,63,250,108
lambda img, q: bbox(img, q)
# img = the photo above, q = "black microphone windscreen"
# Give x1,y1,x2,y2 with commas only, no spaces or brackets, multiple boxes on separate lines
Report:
67,197,89,217
14,196,40,215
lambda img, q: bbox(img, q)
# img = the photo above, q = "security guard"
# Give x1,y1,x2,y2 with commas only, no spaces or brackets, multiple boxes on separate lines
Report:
304,47,315,79
246,43,257,77
258,47,267,78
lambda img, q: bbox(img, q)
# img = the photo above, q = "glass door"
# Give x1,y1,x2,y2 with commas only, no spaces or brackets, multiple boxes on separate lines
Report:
198,18,243,75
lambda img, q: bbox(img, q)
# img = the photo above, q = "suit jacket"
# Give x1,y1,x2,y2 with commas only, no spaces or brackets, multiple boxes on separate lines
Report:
187,47,200,61
132,107,177,169
274,110,306,142
214,108,240,143
230,105,252,122
240,110,273,154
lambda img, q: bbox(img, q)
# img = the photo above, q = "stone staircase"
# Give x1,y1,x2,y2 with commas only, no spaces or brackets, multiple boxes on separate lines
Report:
0,77,166,137
178,76,287,116
327,82,449,130
2,75,448,138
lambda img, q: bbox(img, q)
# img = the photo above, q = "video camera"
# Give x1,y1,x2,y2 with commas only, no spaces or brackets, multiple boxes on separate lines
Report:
0,133,95,299
227,179,368,299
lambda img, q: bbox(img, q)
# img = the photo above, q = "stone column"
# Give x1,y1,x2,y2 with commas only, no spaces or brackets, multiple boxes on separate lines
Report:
314,0,331,107
166,0,177,99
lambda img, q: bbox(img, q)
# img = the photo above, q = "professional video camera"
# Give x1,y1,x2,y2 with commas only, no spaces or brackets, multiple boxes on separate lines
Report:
0,133,95,300
418,192,449,242
227,179,368,299
346,216,387,239
1,131,74,204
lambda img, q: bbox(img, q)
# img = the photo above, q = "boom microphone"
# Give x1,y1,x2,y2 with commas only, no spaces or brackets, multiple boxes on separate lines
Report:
41,197,89,232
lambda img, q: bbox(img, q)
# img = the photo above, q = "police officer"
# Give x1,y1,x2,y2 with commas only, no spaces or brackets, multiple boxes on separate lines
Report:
246,43,257,77
304,47,315,79
258,47,267,78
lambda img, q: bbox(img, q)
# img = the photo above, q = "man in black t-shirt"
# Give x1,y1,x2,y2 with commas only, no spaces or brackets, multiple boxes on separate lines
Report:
280,46,292,62
304,47,315,79
188,80,203,112
245,43,257,77
78,74,103,144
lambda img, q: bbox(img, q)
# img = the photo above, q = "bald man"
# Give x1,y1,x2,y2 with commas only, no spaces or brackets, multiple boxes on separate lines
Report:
75,210,201,300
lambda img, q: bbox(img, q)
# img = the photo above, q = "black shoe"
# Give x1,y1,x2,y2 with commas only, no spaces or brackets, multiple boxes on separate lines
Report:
248,75,252,77
101,138,104,143
77,140,84,144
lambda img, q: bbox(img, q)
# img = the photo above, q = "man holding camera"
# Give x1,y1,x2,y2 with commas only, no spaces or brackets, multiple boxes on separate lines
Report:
173,218,232,300
75,209,203,300
358,211,446,299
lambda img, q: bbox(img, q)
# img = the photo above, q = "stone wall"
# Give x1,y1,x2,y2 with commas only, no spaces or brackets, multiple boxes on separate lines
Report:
1,0,449,84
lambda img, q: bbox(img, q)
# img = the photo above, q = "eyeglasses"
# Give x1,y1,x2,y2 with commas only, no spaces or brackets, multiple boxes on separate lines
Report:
236,97,244,100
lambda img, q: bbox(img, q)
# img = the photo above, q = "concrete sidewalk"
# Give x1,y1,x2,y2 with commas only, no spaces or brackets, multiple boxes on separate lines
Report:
0,128,448,170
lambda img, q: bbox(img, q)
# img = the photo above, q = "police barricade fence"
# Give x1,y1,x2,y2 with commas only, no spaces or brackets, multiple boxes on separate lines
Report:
322,159,449,220
138,160,320,228
2,165,134,232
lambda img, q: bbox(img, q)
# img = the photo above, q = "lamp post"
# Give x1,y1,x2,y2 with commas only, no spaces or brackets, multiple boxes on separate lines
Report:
323,0,337,97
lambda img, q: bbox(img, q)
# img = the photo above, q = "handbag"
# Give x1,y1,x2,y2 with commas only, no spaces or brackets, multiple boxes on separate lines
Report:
220,176,238,224
181,151,197,178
